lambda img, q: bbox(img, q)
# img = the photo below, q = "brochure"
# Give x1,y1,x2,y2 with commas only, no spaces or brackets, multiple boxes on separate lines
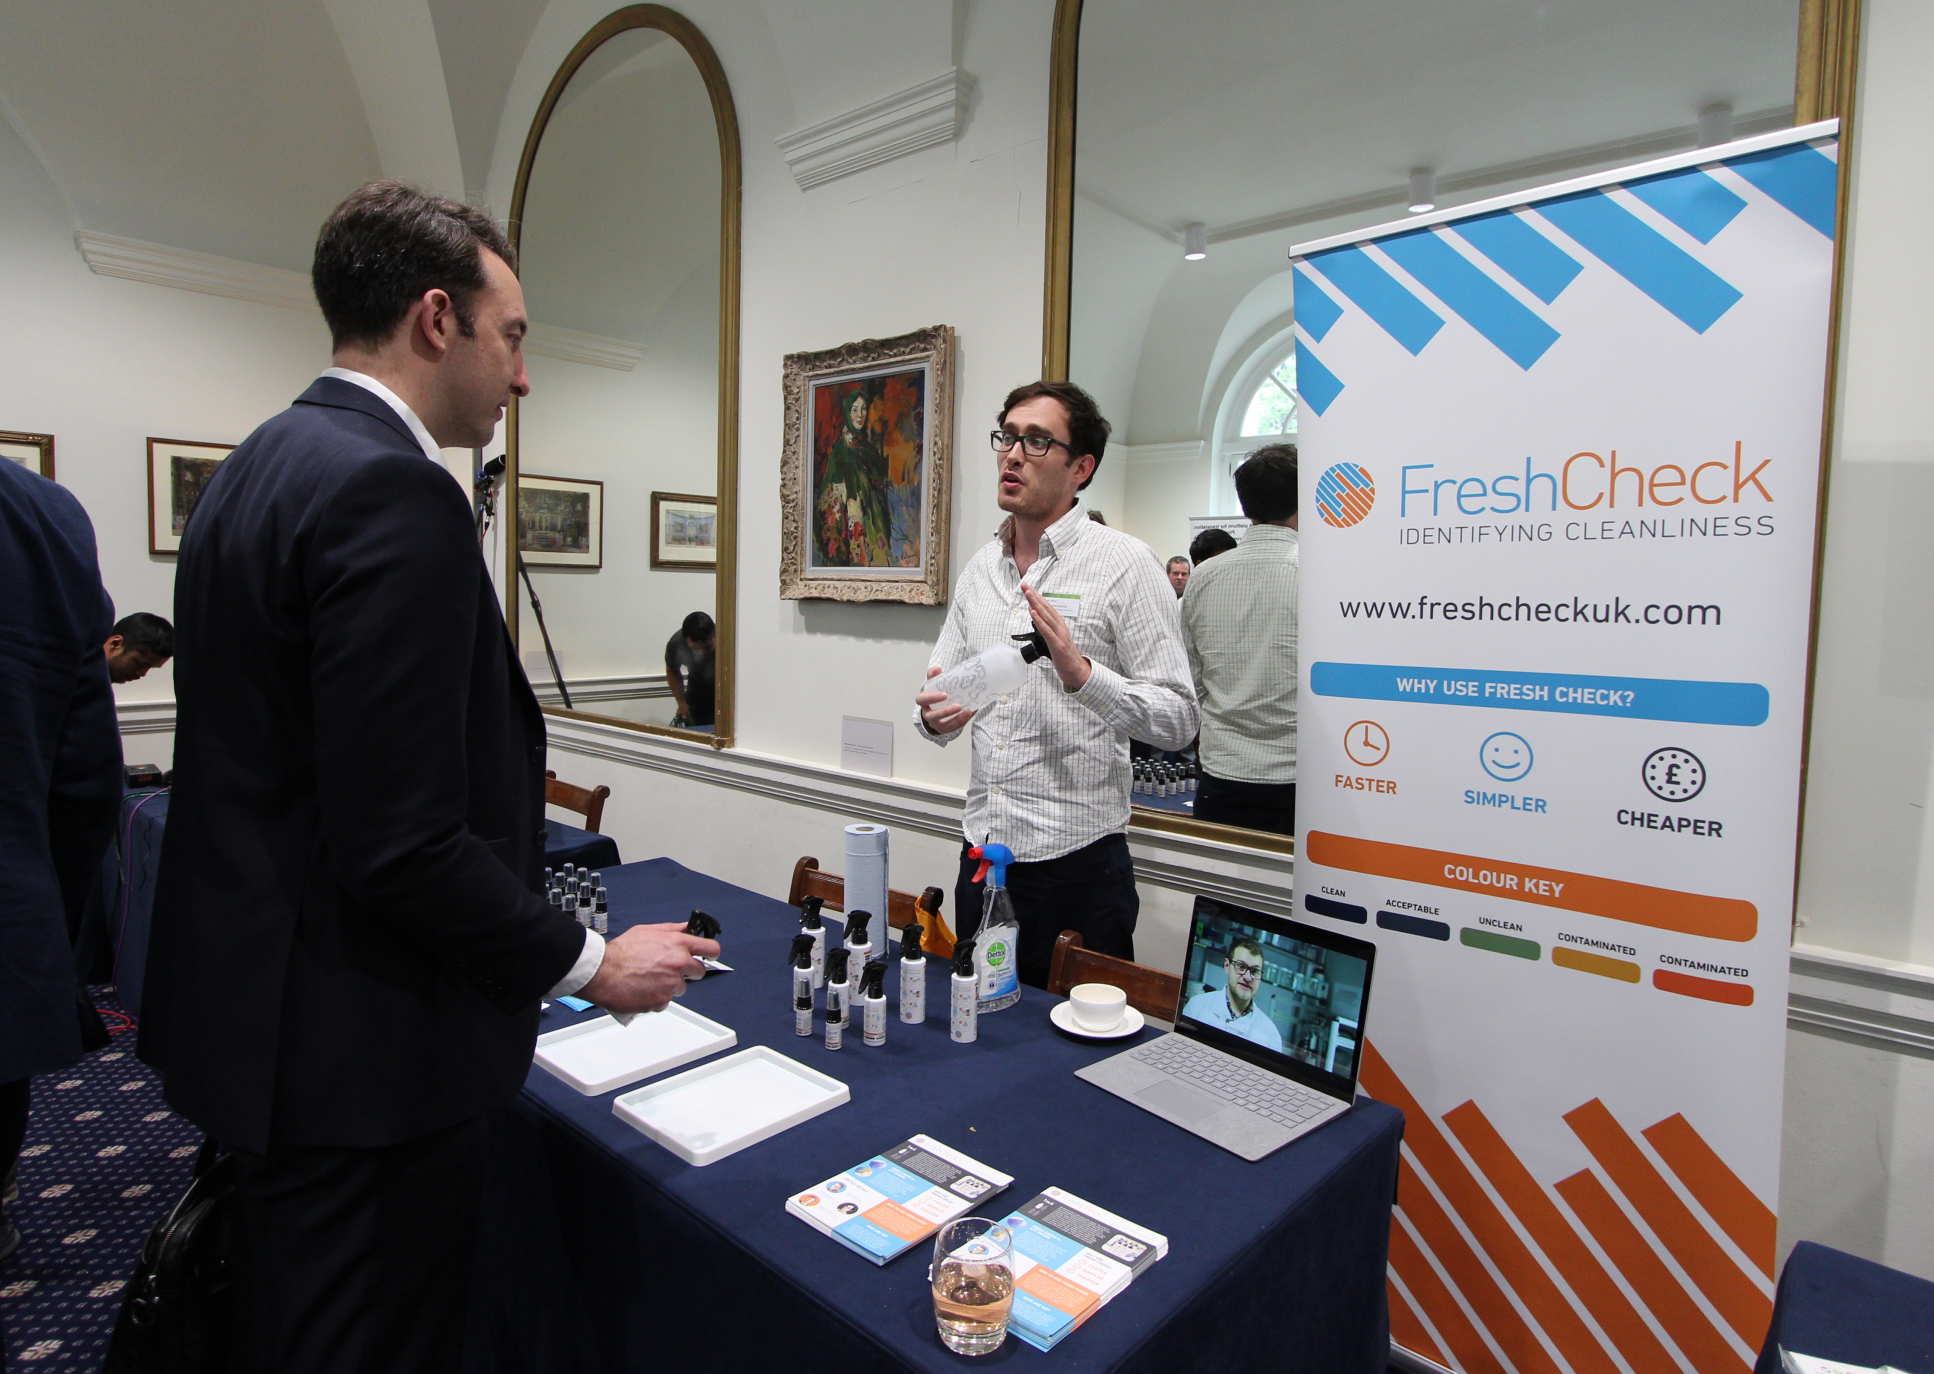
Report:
786,1135,1012,1266
998,1186,1169,1352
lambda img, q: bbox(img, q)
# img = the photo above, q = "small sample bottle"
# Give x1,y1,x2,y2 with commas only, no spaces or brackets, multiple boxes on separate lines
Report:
592,888,609,935
789,934,815,1037
543,866,554,891
574,886,593,929
860,959,888,1046
898,922,926,1024
922,632,1049,716
950,939,979,1044
798,897,826,990
824,948,851,1051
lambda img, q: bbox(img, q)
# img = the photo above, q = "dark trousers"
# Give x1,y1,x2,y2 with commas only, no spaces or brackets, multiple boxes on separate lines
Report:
230,1113,489,1374
954,833,1138,990
1195,772,1296,837
1,1078,26,1199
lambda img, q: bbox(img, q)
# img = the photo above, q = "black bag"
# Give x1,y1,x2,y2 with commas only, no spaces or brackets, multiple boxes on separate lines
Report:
104,1144,235,1373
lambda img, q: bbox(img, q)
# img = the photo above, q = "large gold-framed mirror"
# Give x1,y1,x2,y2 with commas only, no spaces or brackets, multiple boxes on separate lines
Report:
1043,0,1859,853
506,4,741,747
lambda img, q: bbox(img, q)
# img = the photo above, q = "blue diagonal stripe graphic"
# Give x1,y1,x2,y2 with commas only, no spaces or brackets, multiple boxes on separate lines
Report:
1294,340,1344,415
1305,246,1443,355
1535,189,1743,333
1726,144,1838,239
1624,167,1747,244
1452,210,1582,304
1378,229,1560,371
1292,268,1344,341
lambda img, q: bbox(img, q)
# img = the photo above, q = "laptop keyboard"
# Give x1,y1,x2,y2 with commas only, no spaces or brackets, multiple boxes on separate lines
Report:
1132,1037,1338,1125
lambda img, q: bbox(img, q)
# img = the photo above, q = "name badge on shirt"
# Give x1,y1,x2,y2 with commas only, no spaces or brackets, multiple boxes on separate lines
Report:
1040,591,1083,622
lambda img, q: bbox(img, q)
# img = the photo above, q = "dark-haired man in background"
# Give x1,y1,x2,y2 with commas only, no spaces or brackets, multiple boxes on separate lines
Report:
143,181,718,1370
915,380,1196,986
1182,443,1300,836
665,609,716,728
103,611,172,683
1189,525,1238,567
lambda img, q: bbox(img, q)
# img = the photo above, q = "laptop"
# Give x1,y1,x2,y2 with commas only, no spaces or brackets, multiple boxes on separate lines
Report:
1075,897,1376,1161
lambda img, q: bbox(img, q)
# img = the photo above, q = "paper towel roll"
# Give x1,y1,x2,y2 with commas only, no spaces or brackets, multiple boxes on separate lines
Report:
844,824,889,939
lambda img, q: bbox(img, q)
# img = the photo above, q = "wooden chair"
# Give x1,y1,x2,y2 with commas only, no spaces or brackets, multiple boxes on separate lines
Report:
787,855,956,959
1048,930,1182,1022
544,770,611,834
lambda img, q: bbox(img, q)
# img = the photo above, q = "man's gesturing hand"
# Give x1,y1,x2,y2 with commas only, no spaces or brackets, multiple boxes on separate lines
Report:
579,923,722,1014
916,665,977,734
1021,584,1091,691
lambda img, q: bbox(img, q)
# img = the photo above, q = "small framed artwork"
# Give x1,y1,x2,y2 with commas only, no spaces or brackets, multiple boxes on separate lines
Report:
650,492,718,570
1,430,54,479
519,473,604,568
147,437,236,554
779,323,956,604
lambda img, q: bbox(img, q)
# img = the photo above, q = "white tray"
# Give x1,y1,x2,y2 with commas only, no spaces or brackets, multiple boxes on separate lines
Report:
533,1004,736,1095
610,1046,849,1166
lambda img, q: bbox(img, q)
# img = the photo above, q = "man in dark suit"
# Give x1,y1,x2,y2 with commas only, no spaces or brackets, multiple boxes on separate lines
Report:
0,459,123,1266
142,181,719,1371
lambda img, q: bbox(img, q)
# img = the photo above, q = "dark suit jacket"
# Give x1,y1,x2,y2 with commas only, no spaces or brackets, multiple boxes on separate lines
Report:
0,460,122,1085
143,376,582,1153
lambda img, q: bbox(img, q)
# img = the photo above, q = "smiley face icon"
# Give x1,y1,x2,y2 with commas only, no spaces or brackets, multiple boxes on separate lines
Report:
1479,731,1534,782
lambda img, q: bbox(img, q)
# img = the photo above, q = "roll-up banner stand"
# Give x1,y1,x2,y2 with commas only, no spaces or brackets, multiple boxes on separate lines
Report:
1290,121,1839,1373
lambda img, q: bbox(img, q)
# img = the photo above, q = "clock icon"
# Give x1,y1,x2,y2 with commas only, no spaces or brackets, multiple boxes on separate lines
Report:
1642,747,1705,802
1344,720,1390,768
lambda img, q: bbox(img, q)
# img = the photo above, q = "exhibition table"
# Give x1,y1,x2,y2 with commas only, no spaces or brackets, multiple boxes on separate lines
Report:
1754,1241,1934,1373
111,791,619,1014
474,857,1404,1373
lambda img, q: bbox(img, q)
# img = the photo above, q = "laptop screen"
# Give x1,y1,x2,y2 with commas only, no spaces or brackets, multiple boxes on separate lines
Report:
1175,897,1375,1099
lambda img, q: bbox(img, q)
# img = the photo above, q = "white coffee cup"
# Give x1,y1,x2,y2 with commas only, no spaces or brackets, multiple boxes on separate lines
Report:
1069,982,1128,1033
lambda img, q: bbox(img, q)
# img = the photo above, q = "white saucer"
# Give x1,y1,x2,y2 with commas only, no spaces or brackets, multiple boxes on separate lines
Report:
1049,1001,1144,1040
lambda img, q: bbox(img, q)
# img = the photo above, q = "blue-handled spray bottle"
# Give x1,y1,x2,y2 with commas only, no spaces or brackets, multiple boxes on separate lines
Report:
967,843,1022,1014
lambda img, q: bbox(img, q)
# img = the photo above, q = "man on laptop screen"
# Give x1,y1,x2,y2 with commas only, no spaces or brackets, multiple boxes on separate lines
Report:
1179,935,1284,1052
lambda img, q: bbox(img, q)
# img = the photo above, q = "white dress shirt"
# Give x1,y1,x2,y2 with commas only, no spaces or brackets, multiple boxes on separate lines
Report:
1181,522,1299,784
1180,986,1286,1052
320,368,603,999
917,502,1197,862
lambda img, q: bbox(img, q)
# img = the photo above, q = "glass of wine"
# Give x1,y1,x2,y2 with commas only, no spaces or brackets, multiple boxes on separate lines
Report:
930,1217,1015,1355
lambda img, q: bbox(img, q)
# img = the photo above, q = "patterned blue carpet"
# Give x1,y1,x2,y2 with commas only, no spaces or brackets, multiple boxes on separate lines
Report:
0,991,201,1370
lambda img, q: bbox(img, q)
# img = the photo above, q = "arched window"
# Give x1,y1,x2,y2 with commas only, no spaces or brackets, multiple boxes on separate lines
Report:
1207,333,1299,515
1236,350,1298,439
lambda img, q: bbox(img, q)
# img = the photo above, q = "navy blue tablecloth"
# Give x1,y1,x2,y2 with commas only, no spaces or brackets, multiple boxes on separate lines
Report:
475,857,1403,1373
1755,1241,1934,1373
114,793,620,1014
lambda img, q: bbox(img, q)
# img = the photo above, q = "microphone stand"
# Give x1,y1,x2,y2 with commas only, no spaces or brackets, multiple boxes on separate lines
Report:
475,453,574,711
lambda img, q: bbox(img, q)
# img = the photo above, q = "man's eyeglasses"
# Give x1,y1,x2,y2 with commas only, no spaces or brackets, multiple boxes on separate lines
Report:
1230,960,1263,979
989,429,1075,459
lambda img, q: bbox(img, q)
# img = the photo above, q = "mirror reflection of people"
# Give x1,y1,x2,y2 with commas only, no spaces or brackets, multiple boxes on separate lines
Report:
1181,936,1284,1051
666,610,715,728
1165,556,1190,598
104,611,173,683
1181,445,1298,836
1188,527,1237,566
914,380,1197,987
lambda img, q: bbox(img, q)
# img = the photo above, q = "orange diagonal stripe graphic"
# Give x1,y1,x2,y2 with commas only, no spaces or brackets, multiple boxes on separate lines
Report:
1362,1046,1620,1373
1307,831,1757,941
1643,1114,1777,1279
1445,1101,1682,1374
1565,1100,1772,1348
1389,1214,1508,1374
1388,1275,1451,1371
1556,1170,1748,1374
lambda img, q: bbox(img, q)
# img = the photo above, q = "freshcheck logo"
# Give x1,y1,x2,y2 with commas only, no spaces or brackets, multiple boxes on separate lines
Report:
1316,463,1376,528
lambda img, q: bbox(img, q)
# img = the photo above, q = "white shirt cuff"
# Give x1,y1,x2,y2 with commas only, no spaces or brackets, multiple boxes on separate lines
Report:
547,928,605,999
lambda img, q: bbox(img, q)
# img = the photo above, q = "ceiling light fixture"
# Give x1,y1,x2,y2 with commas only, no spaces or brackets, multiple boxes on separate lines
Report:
1407,169,1437,215
1697,101,1734,148
1183,223,1207,261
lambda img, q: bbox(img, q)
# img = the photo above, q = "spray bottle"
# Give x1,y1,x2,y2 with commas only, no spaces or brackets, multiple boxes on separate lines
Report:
922,632,1050,716
798,896,826,989
844,909,874,967
898,921,926,1024
860,959,888,1046
789,934,815,1037
824,947,851,1051
967,843,1022,1014
950,939,979,1044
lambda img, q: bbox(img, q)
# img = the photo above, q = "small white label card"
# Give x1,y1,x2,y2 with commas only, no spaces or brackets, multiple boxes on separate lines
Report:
841,716,894,778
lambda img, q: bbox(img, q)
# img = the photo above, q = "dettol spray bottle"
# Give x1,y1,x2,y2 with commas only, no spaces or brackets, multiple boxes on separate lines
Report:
967,842,1021,1014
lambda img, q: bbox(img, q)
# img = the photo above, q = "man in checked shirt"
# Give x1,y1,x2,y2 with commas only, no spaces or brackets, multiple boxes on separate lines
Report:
915,380,1197,987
